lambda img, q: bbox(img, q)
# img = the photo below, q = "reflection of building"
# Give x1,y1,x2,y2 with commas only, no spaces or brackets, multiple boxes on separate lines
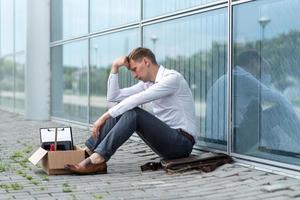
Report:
1,0,300,174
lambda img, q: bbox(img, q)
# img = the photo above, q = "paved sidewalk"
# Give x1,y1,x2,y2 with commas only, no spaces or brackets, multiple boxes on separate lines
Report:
1,110,300,200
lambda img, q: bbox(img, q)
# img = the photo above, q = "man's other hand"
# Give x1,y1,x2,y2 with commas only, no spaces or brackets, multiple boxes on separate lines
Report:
111,56,130,74
91,112,111,140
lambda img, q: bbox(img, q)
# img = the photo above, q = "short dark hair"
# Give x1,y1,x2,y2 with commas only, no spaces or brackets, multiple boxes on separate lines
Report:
128,47,157,65
235,49,261,67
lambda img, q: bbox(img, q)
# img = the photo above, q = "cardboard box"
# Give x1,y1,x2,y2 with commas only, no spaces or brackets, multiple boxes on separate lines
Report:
28,145,85,175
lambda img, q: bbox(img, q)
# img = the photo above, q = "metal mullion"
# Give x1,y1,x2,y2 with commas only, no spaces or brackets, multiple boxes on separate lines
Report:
50,23,140,47
0,0,1,57
87,38,90,126
232,152,300,172
227,0,233,156
13,0,16,112
87,0,91,126
88,0,91,34
140,0,143,47
194,145,227,154
236,160,300,179
231,0,254,6
141,0,227,25
51,116,91,129
141,3,227,27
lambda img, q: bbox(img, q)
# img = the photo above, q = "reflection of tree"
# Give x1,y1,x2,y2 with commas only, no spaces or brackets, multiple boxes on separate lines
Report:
160,41,227,101
0,58,14,91
62,30,300,100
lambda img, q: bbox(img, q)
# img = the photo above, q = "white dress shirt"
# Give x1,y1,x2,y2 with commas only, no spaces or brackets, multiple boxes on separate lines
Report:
107,65,197,139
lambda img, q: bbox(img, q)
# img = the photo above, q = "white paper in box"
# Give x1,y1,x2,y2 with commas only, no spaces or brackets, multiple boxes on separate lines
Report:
40,127,72,143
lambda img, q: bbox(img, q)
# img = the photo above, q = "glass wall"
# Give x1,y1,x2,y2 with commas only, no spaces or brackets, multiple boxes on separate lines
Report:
90,0,140,32
143,0,224,19
0,0,14,56
49,0,300,169
0,0,26,113
143,9,228,150
51,41,89,123
14,54,25,112
51,0,89,41
89,29,139,123
0,56,14,111
233,0,300,165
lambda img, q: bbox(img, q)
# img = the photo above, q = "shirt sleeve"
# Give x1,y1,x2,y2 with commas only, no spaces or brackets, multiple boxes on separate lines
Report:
108,73,180,118
107,73,145,102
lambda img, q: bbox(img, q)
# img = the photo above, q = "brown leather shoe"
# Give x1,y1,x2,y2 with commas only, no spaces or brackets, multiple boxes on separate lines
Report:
64,158,107,175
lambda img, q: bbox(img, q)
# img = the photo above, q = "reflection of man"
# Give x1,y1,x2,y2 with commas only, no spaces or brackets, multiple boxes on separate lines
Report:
206,50,300,153
65,47,197,174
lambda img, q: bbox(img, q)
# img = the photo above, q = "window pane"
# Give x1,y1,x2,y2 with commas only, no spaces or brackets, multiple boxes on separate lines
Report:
89,29,139,123
90,0,140,32
15,0,26,52
143,0,222,19
51,0,88,41
143,9,228,150
0,0,14,55
15,54,25,113
233,0,300,165
0,56,14,111
51,41,88,123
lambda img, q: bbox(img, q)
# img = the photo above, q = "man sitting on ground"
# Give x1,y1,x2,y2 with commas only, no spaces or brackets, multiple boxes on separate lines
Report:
65,47,197,174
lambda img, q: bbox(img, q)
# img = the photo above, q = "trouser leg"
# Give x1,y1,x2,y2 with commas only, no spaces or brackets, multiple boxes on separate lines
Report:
91,107,194,161
85,116,119,152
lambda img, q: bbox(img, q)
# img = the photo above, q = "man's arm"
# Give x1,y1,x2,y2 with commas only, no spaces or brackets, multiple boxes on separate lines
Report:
108,73,180,118
107,56,144,102
92,111,110,139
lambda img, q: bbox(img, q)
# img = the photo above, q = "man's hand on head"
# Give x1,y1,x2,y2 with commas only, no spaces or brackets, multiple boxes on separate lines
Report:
111,56,130,74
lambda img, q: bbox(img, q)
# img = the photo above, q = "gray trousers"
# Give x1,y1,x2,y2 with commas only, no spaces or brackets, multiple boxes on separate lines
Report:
85,107,194,161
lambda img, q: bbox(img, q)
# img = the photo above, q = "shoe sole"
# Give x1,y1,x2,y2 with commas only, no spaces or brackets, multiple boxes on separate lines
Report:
70,168,107,175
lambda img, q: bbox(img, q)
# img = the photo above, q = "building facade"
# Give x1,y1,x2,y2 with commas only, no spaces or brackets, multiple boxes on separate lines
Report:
1,0,300,174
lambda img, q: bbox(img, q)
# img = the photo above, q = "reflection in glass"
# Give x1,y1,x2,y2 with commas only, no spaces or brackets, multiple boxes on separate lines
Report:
143,9,227,150
0,56,14,111
51,0,88,41
143,0,221,19
51,41,88,123
15,54,25,113
233,0,300,165
0,0,14,56
15,0,26,52
90,0,140,32
89,29,139,123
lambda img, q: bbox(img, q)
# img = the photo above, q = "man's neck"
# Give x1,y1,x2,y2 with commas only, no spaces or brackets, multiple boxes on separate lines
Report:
150,64,159,82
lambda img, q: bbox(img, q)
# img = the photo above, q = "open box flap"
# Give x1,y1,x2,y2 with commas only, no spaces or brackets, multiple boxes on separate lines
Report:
28,147,48,165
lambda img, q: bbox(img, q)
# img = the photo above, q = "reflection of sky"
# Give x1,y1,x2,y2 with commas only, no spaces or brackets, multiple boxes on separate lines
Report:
233,0,300,43
63,41,88,68
144,9,227,62
61,28,139,68
143,0,219,19
59,0,89,40
90,0,140,32
90,29,139,67
0,0,14,56
15,0,26,52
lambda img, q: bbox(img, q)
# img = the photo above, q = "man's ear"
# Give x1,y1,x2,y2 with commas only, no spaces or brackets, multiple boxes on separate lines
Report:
144,57,150,67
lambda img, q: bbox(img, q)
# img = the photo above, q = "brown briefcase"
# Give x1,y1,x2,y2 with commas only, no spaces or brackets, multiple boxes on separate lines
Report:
141,152,233,174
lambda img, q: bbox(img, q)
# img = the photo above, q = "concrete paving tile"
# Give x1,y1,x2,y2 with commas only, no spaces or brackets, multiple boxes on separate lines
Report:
0,110,299,199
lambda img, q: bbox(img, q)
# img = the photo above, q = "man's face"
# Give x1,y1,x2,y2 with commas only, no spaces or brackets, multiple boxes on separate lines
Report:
128,58,150,82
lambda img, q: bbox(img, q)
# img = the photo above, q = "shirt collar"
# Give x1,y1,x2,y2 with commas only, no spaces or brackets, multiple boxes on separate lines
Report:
154,65,165,83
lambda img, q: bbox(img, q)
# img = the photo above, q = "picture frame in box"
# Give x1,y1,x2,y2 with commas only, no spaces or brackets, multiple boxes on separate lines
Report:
40,127,74,151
